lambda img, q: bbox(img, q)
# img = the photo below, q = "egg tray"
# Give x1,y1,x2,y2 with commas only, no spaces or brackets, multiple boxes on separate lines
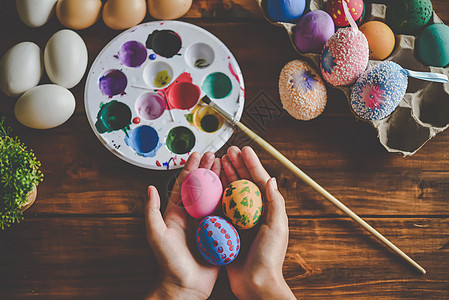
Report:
257,0,449,156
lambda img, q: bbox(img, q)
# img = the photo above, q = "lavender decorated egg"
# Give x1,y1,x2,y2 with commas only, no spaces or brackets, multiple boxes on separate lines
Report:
196,215,240,265
350,61,408,120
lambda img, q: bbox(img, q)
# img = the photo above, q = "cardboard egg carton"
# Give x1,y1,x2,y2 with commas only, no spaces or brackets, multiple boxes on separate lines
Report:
257,0,449,156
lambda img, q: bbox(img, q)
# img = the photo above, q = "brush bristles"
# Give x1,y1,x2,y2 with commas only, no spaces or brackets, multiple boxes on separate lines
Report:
201,95,211,104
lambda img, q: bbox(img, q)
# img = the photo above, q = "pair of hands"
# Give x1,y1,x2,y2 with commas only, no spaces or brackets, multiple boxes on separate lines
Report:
145,146,295,300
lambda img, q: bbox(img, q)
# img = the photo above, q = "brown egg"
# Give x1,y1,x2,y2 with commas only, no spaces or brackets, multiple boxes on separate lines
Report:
103,0,147,30
56,0,102,30
148,0,192,20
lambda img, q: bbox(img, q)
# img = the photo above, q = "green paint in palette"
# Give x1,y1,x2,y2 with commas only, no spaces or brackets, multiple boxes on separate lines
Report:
202,72,232,99
95,100,132,136
166,126,195,154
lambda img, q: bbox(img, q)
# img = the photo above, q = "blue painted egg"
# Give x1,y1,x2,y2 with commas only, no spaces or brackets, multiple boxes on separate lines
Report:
195,215,240,266
350,61,408,120
266,0,306,23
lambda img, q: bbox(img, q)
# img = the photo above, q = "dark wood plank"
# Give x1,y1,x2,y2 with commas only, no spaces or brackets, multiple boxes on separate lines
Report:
0,217,448,299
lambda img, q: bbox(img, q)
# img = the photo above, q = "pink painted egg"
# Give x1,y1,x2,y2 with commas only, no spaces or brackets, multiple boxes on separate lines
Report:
222,180,263,230
279,59,327,121
181,168,222,219
196,215,240,265
326,0,364,27
320,27,369,86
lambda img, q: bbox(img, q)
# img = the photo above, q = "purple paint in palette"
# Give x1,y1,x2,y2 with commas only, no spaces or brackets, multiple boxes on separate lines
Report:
116,41,147,67
99,70,127,97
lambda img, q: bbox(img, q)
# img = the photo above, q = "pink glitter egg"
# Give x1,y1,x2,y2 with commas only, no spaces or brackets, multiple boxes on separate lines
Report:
195,215,240,265
181,168,222,219
320,27,369,87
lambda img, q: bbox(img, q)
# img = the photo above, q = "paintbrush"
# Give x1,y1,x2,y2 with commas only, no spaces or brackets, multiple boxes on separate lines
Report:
201,95,426,275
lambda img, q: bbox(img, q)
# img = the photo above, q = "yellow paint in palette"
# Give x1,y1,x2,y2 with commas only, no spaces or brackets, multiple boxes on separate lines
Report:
154,70,171,87
186,103,224,133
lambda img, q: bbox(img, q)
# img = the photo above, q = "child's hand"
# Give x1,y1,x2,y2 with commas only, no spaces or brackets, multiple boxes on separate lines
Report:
145,152,221,300
222,146,296,300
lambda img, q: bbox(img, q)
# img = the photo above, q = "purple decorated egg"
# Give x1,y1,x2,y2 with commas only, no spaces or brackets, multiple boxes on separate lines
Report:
294,10,335,53
195,215,240,266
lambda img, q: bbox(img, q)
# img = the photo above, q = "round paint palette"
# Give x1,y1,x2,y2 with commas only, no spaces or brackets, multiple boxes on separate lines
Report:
85,21,245,170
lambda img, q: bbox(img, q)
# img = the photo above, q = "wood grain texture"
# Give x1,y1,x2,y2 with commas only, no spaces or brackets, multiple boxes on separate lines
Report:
0,218,448,299
1,0,449,299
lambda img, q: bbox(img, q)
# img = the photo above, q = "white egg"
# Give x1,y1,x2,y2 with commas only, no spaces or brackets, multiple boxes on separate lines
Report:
0,42,43,97
16,0,58,27
44,29,88,89
14,84,76,129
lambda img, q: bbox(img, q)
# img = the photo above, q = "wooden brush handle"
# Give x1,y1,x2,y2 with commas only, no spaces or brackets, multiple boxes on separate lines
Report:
235,121,426,274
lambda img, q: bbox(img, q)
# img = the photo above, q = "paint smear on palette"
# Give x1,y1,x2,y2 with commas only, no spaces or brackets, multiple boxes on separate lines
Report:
228,62,244,92
163,72,200,110
95,100,132,135
99,70,127,97
166,126,195,154
146,30,182,58
116,41,147,67
202,72,232,99
125,125,162,157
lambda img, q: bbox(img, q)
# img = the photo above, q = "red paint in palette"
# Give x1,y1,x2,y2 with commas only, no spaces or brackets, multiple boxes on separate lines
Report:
158,72,200,110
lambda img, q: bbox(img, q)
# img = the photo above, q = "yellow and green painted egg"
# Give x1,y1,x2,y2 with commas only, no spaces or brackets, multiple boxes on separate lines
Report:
222,179,263,230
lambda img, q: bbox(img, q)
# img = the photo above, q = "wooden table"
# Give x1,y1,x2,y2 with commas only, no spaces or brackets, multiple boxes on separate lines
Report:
1,0,449,298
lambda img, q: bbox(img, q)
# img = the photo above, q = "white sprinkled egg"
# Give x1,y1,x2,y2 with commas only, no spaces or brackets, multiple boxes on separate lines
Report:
350,61,408,120
279,59,327,121
321,27,369,87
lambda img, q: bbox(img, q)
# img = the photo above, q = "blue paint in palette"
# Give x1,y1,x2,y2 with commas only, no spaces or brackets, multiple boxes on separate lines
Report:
125,125,162,157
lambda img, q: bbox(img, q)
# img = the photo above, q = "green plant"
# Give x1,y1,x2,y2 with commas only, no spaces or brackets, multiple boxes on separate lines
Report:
0,117,43,229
